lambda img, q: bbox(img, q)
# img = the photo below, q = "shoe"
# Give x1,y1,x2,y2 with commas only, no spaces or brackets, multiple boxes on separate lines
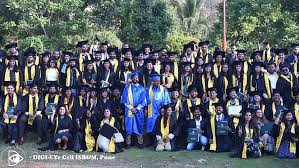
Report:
18,137,24,145
138,144,144,149
9,140,16,146
125,144,131,149
201,146,205,151
36,137,42,145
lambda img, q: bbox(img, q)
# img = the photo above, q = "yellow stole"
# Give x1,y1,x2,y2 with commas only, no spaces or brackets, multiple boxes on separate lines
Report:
294,62,298,75
35,56,39,65
263,49,271,62
4,68,20,94
64,97,74,117
209,115,217,151
187,98,201,119
213,64,221,78
199,52,209,63
85,120,95,152
24,64,35,81
66,67,80,87
89,98,98,111
226,99,240,128
78,96,85,107
272,102,277,118
46,67,59,83
281,74,293,97
232,73,247,94
223,76,228,97
148,85,164,118
112,59,119,74
28,94,39,125
4,93,17,124
45,94,59,107
162,73,175,88
79,53,91,72
161,116,170,140
173,62,179,79
294,103,299,124
209,98,219,116
243,62,249,74
275,123,296,154
202,75,214,95
263,73,271,99
128,84,134,117
96,117,116,152
155,60,161,74
242,126,254,159
174,98,182,120
104,69,111,83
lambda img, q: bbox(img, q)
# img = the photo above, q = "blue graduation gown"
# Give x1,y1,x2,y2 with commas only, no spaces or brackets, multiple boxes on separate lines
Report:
121,84,147,135
146,85,171,133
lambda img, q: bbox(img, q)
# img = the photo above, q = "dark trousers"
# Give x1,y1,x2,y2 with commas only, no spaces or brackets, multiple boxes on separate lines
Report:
7,123,17,141
18,114,43,138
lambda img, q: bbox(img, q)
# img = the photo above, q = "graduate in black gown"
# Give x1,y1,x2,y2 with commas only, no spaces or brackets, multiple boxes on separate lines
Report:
207,102,233,152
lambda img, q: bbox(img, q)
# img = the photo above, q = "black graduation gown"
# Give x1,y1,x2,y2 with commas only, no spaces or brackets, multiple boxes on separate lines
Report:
248,73,267,95
264,101,285,121
97,68,115,87
207,115,233,152
153,115,178,147
111,98,125,131
83,70,97,87
96,100,113,120
21,93,44,115
217,73,229,100
140,69,158,88
276,74,295,107
185,117,209,138
58,96,79,119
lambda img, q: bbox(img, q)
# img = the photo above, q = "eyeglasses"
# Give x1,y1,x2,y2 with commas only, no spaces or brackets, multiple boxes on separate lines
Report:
282,69,289,72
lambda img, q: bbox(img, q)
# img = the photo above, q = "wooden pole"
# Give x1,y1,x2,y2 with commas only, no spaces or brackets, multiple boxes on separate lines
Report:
222,0,227,52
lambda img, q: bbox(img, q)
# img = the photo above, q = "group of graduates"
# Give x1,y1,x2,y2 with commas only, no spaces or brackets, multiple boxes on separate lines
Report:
0,39,299,159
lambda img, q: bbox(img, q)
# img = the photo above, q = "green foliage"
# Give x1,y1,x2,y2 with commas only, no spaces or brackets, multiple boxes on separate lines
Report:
209,0,299,50
119,0,172,49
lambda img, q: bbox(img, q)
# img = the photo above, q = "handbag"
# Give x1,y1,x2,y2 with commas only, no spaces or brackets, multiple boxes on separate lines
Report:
113,132,124,143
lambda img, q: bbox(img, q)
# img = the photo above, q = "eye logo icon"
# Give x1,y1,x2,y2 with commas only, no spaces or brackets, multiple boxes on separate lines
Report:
8,150,24,166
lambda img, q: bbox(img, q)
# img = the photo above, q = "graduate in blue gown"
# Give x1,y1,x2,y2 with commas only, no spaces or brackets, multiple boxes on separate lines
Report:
121,72,147,148
145,74,171,146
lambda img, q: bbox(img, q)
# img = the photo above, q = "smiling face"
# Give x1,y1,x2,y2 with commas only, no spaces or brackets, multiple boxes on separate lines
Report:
104,108,111,118
7,85,15,94
59,106,66,116
244,112,252,122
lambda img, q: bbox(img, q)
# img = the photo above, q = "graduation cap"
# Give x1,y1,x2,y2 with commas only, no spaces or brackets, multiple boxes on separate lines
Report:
161,103,173,111
121,48,134,55
270,48,277,53
7,55,19,61
102,59,110,63
62,51,73,56
46,81,59,88
111,84,122,91
207,87,218,93
107,47,119,55
99,86,111,93
187,85,198,93
190,105,204,113
291,43,299,48
69,57,78,62
142,44,153,51
212,102,225,108
213,50,225,58
123,57,131,62
25,47,37,57
236,50,246,54
181,62,194,67
251,51,263,59
42,51,51,57
76,40,88,48
272,89,281,95
150,74,162,81
249,91,262,97
3,81,17,87
183,43,195,51
263,41,270,45
150,50,160,55
89,87,98,93
198,41,210,46
79,85,89,91
64,86,72,91
95,36,100,42
252,62,264,68
93,50,104,55
101,42,108,46
28,81,38,88
275,48,288,55
129,71,139,78
233,60,243,66
167,51,177,57
5,42,17,49
84,59,94,65
168,86,179,93
144,58,155,65
134,50,143,56
228,87,238,93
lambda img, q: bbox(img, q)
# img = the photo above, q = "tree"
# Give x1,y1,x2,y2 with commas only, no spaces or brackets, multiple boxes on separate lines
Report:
209,0,299,50
119,0,172,49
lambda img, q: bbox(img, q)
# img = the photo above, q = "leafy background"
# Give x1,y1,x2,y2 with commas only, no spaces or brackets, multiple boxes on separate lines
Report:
0,0,298,54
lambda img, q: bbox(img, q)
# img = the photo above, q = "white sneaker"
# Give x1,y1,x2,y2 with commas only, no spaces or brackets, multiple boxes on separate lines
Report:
201,146,205,151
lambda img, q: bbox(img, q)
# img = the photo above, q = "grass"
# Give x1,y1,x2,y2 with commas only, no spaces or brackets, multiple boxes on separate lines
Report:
0,134,298,168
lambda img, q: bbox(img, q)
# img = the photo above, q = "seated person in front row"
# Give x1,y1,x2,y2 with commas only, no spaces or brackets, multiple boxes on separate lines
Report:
207,102,233,152
50,105,73,150
272,110,299,159
153,104,178,151
185,105,209,151
96,108,122,153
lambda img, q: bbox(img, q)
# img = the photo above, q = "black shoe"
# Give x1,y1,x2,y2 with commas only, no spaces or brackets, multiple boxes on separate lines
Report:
125,144,131,149
137,144,144,149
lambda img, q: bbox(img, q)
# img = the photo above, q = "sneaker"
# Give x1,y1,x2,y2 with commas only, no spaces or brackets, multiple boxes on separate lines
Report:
201,146,205,151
